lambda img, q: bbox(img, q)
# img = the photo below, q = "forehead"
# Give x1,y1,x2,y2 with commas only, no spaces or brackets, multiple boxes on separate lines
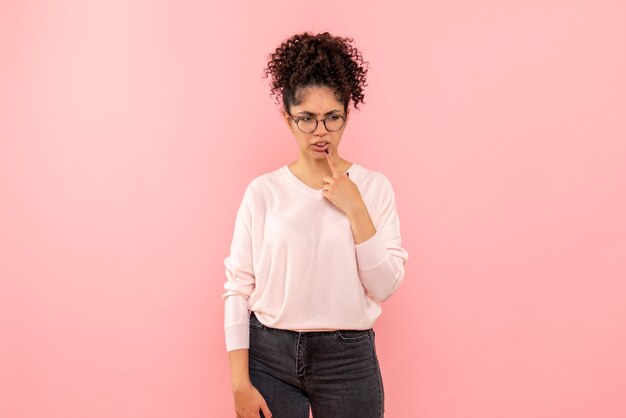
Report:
292,85,344,114
294,109,342,115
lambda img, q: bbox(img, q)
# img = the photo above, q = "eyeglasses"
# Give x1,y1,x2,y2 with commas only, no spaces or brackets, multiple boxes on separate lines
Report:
286,112,347,133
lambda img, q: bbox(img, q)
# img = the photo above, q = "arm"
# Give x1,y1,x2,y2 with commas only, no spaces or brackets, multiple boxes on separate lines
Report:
348,176,409,302
222,184,255,350
228,348,251,391
223,183,274,417
347,202,376,245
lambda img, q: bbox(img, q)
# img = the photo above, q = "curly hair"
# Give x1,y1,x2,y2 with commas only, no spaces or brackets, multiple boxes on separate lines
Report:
262,31,369,115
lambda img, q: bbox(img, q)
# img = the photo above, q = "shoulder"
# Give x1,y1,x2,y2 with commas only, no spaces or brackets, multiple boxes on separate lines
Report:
352,163,394,194
241,165,286,201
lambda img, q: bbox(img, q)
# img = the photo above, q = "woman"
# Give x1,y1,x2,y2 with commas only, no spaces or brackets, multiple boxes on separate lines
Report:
223,31,409,418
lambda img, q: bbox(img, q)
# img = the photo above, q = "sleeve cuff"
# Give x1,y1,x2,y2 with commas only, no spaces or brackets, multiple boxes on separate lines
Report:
354,229,389,271
225,323,250,352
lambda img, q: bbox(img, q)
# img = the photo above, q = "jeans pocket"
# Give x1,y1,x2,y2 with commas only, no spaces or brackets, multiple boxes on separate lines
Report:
249,311,265,329
335,329,371,342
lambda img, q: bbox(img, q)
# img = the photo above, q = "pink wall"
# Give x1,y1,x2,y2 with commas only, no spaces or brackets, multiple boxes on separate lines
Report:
1,1,625,417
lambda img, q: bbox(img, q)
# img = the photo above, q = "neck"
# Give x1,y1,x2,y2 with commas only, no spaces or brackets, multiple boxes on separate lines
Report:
289,154,350,186
295,153,346,174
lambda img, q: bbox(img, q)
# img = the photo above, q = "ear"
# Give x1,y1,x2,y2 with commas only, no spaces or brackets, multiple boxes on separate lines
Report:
284,112,295,133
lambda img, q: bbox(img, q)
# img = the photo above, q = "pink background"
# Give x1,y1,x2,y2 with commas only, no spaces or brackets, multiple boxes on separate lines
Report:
1,1,625,417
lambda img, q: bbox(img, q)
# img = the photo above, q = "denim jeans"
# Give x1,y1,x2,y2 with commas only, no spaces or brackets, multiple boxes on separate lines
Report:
248,311,385,418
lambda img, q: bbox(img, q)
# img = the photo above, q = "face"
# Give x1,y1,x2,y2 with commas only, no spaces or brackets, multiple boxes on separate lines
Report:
283,85,350,161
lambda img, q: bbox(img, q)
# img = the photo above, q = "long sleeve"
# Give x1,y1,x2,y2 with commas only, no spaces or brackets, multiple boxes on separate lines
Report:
222,184,255,352
354,177,409,302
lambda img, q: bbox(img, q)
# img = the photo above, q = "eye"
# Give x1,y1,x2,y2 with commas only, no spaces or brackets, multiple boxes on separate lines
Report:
329,115,340,120
300,117,312,121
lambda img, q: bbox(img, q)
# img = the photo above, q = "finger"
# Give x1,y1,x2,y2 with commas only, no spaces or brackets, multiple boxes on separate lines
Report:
324,150,339,177
260,401,273,418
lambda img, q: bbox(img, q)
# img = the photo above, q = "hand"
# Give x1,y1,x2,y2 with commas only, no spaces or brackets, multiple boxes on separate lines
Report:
233,382,273,418
322,151,366,216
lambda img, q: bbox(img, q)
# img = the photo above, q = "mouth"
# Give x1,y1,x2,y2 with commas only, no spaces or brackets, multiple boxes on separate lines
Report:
311,142,329,152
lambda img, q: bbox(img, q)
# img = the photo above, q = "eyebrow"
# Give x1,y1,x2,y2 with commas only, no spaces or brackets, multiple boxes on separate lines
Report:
296,109,342,116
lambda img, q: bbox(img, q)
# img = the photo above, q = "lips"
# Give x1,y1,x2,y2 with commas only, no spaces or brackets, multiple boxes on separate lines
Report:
312,142,329,152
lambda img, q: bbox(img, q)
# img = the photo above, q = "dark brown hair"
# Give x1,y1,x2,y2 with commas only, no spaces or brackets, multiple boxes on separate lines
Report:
262,31,369,115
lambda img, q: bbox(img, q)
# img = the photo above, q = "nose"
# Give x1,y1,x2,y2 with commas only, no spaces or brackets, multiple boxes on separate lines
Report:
313,119,328,135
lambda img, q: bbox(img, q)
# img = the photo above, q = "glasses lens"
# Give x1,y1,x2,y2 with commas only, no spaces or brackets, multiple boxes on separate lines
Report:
325,115,344,131
298,118,317,133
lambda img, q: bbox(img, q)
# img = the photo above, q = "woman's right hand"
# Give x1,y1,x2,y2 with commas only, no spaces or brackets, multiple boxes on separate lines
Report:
233,382,273,418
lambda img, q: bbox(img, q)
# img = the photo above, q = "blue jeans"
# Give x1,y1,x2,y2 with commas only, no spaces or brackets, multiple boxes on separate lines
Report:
248,311,385,418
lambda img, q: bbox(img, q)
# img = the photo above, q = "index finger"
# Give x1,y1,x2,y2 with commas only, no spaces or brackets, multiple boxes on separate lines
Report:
324,149,339,177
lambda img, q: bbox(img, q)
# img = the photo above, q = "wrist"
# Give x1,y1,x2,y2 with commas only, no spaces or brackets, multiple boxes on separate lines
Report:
346,201,368,219
232,378,252,393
